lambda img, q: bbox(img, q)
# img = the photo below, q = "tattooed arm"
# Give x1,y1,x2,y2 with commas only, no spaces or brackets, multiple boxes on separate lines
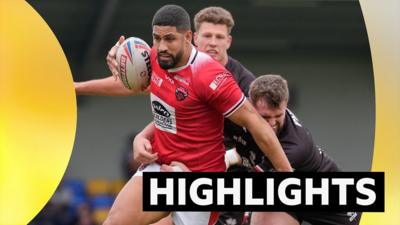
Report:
227,100,292,172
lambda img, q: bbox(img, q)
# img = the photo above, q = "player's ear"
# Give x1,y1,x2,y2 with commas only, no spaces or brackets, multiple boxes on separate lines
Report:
193,32,199,47
226,35,232,50
184,30,192,45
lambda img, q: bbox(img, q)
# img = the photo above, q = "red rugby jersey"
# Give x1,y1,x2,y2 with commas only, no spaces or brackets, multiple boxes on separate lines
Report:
149,46,245,172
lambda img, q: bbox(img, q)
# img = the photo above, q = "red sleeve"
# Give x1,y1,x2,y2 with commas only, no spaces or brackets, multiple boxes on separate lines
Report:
194,65,245,117
150,47,157,61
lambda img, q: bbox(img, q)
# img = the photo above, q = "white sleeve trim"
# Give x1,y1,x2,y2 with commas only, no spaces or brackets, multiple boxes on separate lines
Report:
223,94,246,117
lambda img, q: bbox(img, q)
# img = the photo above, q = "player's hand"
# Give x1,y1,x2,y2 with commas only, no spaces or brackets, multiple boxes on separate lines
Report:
160,161,191,172
225,148,242,169
133,134,158,164
107,35,125,80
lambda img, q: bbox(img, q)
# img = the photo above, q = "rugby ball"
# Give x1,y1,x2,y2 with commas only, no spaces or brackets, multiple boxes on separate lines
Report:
116,37,152,92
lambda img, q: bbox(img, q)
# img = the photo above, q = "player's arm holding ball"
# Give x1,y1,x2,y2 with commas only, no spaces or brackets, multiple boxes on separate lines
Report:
75,36,151,96
74,76,135,96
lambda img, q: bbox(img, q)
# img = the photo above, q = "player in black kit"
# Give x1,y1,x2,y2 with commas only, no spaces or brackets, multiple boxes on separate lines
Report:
193,7,255,97
224,74,361,225
192,7,256,225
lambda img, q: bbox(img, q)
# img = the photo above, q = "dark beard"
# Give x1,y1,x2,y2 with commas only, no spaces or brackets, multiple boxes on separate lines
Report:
157,50,184,70
158,56,176,69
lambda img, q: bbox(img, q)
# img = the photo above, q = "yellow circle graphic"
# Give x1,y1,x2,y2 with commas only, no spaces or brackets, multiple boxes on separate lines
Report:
0,1,76,224
360,0,400,224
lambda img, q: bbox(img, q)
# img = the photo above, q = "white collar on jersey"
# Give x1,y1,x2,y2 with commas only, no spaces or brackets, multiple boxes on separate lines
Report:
167,45,197,73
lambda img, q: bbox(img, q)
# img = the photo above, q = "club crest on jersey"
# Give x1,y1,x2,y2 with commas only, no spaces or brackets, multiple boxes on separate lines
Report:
209,71,230,90
175,87,189,101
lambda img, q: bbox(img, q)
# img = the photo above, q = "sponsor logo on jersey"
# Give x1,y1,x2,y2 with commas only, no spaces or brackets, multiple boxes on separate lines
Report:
241,151,258,169
152,101,171,117
173,74,190,85
152,73,163,87
233,135,247,146
287,109,302,127
249,151,257,165
165,75,175,84
151,94,177,134
209,71,230,90
175,87,188,101
242,157,252,169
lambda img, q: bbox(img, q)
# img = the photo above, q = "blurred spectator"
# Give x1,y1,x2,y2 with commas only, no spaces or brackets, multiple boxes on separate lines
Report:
77,203,95,225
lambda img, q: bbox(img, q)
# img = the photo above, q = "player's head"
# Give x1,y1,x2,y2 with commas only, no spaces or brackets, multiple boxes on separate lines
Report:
193,7,234,65
152,4,192,69
249,75,289,134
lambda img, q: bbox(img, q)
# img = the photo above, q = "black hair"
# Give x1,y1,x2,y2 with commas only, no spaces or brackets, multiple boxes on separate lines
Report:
152,4,191,32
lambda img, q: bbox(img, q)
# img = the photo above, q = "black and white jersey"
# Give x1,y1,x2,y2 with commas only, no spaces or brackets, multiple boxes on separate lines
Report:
225,56,256,96
225,109,340,172
223,56,256,149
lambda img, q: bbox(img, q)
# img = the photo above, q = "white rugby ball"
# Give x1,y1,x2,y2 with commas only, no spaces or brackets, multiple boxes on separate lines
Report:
116,37,152,92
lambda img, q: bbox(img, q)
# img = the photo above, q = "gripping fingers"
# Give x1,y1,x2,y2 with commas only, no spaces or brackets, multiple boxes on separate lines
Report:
169,161,190,172
118,35,125,45
106,46,119,79
137,151,158,164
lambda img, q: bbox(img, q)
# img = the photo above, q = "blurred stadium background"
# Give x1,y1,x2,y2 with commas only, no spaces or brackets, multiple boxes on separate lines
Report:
27,0,374,224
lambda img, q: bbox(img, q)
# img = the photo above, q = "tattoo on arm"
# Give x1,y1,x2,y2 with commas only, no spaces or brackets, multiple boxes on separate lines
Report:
243,102,256,114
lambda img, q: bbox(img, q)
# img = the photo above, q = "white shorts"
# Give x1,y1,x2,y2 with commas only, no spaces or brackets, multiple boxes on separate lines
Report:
134,163,218,225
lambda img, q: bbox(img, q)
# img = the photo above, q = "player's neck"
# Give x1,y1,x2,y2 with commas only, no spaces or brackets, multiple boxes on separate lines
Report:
175,45,193,68
220,53,229,66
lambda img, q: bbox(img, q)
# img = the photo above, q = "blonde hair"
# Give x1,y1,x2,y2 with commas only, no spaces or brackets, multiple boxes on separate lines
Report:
194,6,235,33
